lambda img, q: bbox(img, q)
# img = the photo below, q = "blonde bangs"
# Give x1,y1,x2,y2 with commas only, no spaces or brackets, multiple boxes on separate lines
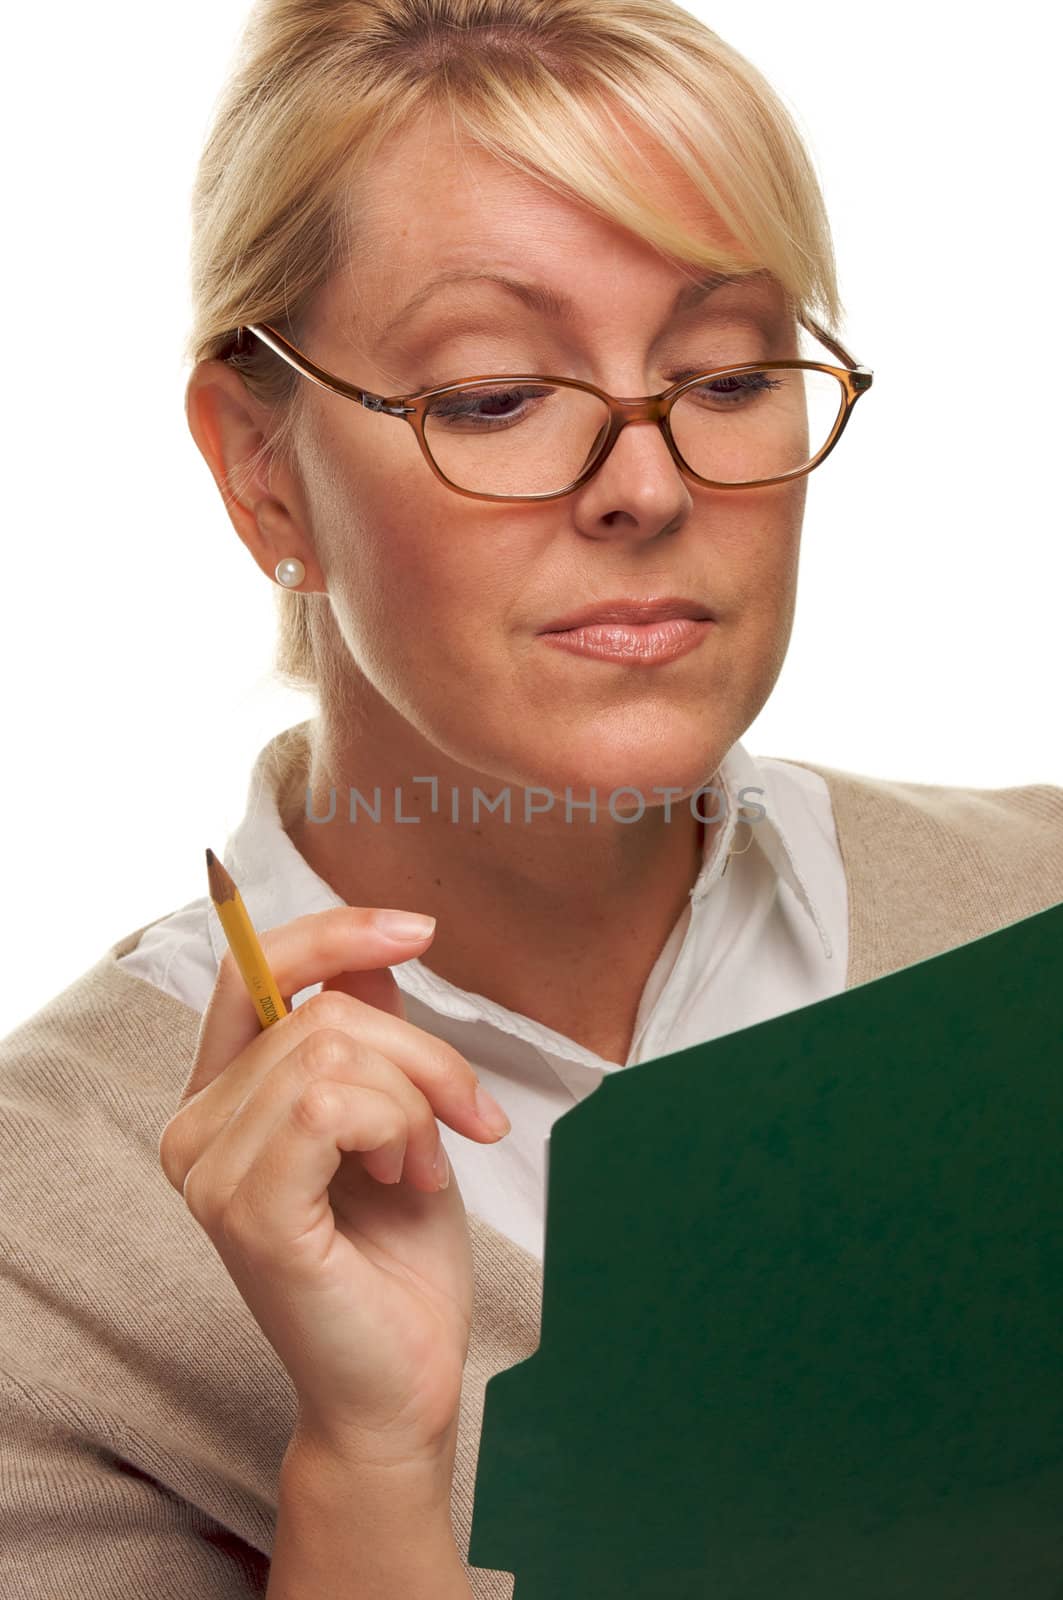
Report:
432,38,841,330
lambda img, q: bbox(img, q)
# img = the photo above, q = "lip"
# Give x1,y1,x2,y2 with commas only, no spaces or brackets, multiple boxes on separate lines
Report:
539,616,714,666
538,595,715,633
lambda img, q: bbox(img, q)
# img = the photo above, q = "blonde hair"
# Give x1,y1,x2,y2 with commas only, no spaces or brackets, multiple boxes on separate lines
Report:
186,0,843,697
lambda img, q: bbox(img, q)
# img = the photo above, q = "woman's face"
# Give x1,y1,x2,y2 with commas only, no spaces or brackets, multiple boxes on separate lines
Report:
281,109,805,803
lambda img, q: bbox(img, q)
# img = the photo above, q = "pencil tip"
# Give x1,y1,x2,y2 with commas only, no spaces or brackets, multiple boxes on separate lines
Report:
205,846,237,905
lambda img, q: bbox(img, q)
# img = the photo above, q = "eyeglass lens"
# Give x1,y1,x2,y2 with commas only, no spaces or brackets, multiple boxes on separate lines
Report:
422,367,846,495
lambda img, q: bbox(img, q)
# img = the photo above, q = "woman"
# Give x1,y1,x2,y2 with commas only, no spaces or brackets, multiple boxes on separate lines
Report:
2,1,1061,1596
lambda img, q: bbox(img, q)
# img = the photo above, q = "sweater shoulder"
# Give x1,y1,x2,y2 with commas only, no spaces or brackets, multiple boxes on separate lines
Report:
780,757,1061,818
772,760,1063,985
0,920,201,1138
779,758,1063,860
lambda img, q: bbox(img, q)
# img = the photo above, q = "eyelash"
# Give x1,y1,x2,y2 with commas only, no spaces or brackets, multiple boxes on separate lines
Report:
411,362,757,394
665,364,751,385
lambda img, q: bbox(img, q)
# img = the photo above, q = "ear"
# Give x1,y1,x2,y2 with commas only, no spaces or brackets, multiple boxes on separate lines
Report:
184,359,325,590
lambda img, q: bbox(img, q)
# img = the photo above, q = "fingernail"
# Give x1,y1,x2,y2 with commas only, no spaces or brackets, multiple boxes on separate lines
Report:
370,909,437,942
475,1085,512,1137
433,1141,451,1190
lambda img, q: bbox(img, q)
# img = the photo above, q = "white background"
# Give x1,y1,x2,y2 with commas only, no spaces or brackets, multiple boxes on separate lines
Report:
2,3,1060,1035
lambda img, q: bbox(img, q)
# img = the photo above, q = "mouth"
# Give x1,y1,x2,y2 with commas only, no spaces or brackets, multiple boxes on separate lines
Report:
537,612,715,668
538,595,715,633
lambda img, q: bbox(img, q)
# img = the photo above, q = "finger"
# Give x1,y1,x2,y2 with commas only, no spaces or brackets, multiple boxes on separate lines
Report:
188,905,437,1099
181,985,508,1158
209,1080,413,1271
181,1029,448,1200
322,964,407,1023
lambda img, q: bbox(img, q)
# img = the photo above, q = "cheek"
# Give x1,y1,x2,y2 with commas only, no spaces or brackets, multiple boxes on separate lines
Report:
317,438,517,679
717,481,803,617
712,487,803,699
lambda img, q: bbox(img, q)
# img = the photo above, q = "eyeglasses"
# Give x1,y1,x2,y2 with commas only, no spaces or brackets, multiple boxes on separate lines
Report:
227,309,872,502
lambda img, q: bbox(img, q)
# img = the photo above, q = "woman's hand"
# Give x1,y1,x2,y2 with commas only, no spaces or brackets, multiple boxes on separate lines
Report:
158,905,511,1473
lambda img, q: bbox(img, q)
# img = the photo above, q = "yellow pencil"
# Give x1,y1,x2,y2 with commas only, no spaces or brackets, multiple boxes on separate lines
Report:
205,847,288,1029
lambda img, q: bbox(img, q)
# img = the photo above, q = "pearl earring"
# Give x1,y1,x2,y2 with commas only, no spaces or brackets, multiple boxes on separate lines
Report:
274,557,306,589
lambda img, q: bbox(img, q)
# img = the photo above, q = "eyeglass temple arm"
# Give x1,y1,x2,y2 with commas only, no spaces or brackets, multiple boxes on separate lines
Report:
234,324,415,415
799,310,873,386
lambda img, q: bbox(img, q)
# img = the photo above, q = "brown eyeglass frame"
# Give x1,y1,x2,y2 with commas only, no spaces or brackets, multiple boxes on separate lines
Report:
225,309,873,502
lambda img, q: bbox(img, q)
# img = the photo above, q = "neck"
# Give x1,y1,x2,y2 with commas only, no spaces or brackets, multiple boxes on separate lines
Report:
284,705,715,1066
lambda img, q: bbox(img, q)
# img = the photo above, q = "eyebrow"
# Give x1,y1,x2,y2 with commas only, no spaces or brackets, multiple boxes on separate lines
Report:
373,266,771,348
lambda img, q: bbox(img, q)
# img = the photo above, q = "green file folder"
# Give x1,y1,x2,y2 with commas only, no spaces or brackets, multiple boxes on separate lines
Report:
468,900,1063,1597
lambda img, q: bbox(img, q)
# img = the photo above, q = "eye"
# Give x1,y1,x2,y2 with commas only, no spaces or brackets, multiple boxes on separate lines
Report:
664,354,767,385
423,383,553,429
678,370,785,408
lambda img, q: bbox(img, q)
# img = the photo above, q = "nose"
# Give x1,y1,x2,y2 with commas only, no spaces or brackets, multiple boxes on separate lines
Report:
570,412,692,542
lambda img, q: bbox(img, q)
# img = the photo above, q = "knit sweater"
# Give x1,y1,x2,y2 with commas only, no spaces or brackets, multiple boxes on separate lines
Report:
1,762,1061,1599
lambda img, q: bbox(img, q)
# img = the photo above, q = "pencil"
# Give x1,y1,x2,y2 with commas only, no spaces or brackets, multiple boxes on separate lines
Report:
205,847,288,1029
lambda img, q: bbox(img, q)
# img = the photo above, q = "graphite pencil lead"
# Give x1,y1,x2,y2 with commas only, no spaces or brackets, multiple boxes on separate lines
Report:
205,846,237,905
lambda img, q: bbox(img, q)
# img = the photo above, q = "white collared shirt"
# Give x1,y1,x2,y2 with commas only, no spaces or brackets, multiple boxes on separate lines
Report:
120,727,847,1261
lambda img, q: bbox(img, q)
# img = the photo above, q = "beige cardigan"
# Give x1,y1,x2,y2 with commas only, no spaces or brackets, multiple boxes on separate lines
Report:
1,760,1061,1599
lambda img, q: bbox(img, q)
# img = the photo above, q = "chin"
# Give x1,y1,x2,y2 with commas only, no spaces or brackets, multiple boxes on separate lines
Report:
510,732,729,813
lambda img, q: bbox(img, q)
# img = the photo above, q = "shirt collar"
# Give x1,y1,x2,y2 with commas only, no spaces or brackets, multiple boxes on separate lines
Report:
207,719,832,1007
711,740,835,961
